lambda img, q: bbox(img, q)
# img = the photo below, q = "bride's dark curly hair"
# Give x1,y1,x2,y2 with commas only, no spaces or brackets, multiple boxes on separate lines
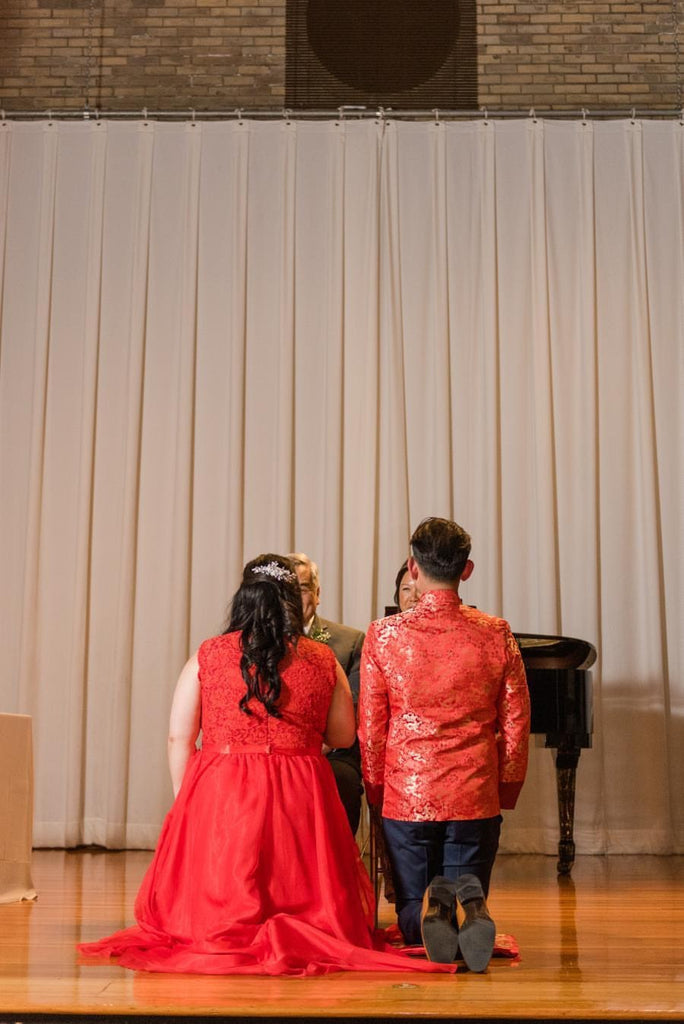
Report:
225,554,304,717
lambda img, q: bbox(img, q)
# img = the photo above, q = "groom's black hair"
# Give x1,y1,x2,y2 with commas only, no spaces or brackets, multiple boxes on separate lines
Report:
410,517,471,582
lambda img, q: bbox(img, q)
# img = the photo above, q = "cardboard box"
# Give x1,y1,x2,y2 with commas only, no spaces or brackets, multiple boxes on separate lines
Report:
0,713,37,903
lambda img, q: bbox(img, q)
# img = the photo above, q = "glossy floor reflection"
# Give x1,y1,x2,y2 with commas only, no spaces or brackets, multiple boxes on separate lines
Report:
0,850,682,1019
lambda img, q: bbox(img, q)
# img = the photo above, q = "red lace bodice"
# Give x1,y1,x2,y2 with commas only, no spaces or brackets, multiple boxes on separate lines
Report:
198,633,337,749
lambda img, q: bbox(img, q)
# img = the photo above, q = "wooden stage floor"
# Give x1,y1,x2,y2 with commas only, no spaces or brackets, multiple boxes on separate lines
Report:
0,849,682,1022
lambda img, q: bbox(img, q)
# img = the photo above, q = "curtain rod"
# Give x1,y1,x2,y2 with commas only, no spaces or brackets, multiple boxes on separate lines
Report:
1,106,683,122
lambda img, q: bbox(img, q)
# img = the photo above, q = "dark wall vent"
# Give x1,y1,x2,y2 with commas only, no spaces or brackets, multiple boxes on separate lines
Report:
286,1,477,110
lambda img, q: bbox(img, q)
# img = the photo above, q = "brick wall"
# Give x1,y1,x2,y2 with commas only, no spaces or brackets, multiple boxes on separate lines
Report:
0,0,681,112
0,0,287,111
478,1,682,109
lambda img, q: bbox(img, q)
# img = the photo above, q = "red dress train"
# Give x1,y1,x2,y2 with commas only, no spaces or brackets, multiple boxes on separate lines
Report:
78,634,455,976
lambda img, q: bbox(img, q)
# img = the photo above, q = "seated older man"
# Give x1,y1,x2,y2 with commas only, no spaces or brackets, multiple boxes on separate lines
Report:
287,553,364,835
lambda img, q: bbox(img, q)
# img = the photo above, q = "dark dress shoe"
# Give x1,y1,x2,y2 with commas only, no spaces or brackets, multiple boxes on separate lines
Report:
454,873,496,972
420,876,459,963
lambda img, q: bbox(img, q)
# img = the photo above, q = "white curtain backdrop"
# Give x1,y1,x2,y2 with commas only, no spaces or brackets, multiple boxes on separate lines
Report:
0,117,681,853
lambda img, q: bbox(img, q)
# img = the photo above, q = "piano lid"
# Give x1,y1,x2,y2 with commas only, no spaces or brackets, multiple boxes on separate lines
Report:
514,633,597,671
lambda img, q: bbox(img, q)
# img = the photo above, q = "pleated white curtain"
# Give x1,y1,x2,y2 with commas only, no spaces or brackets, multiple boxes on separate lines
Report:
0,118,681,853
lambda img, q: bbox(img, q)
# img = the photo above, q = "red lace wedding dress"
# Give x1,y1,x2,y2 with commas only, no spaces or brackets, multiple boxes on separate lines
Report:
78,633,455,976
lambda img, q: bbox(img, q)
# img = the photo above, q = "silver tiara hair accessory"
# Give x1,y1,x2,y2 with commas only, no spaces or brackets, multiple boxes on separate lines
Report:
252,561,296,583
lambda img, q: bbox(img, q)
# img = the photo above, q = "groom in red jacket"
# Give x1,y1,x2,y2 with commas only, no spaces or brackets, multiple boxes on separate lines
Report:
359,517,530,969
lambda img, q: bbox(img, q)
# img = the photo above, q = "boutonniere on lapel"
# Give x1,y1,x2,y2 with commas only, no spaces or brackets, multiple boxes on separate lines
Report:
310,624,331,645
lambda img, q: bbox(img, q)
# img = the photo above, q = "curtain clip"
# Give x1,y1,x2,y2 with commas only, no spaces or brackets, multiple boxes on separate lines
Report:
529,107,538,123
142,107,148,124
189,108,196,126
581,108,589,125
432,108,440,126
630,107,637,123
283,108,292,124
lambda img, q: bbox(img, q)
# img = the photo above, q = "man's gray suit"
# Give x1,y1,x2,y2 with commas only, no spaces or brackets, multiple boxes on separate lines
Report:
310,614,364,834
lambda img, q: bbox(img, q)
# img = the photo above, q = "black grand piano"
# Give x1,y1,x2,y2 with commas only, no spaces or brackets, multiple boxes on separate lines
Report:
514,632,596,875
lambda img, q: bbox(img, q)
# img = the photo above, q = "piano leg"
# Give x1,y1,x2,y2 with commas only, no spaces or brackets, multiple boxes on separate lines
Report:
555,741,580,875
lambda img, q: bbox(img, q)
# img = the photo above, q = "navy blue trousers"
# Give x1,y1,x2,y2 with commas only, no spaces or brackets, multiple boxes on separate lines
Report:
382,815,502,946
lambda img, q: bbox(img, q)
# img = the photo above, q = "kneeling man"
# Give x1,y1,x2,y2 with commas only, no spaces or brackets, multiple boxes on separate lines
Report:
359,518,530,970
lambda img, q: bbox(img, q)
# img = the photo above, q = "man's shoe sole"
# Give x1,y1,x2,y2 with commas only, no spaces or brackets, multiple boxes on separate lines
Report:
456,908,496,972
454,874,496,972
420,877,459,964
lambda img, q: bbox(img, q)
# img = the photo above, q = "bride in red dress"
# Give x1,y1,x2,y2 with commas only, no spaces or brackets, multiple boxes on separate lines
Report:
78,554,455,976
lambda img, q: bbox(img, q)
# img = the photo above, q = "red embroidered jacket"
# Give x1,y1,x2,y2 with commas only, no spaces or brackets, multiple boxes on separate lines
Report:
359,591,530,821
